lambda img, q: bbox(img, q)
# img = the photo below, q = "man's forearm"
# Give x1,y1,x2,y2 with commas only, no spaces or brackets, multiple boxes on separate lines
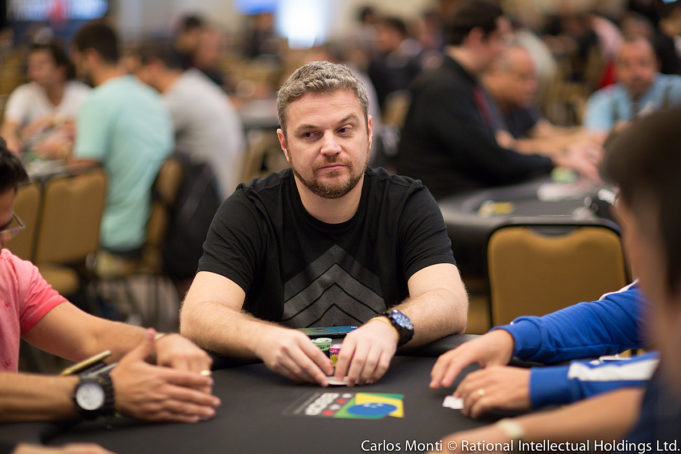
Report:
395,286,468,346
180,301,281,358
0,373,78,422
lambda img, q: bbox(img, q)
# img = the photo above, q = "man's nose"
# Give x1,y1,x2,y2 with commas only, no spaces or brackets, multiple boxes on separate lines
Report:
320,132,341,155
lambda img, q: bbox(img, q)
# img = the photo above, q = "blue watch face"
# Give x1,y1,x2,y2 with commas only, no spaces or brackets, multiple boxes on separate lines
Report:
391,310,413,330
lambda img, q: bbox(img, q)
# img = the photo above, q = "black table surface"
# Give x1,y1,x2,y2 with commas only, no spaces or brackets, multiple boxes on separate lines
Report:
0,335,486,454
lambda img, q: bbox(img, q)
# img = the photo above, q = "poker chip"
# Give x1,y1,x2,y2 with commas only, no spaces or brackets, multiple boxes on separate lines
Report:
312,337,332,353
329,344,341,366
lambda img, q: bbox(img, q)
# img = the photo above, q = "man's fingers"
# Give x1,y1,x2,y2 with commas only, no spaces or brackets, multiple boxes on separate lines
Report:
357,345,381,385
345,341,370,386
370,350,392,383
299,338,334,377
161,369,214,389
334,339,356,382
163,383,221,408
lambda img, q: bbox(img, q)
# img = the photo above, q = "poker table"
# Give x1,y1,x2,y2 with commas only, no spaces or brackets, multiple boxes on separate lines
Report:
0,335,492,454
438,176,620,276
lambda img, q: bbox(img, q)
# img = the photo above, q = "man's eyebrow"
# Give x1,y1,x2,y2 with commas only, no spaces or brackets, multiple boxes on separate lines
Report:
338,114,360,124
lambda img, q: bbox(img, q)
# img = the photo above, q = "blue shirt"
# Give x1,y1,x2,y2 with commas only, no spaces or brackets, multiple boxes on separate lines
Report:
74,76,173,251
584,74,681,132
495,284,655,407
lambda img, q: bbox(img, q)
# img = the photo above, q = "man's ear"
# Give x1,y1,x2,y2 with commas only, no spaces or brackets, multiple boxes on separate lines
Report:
367,115,373,150
465,27,485,47
277,129,290,163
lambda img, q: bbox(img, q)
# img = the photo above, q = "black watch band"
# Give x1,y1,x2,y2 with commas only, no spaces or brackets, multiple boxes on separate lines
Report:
73,372,116,419
383,309,414,346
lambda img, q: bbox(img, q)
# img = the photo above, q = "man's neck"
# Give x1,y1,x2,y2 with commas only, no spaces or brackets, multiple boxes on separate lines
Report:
92,64,124,87
157,71,182,94
44,82,65,107
294,175,365,224
446,46,482,78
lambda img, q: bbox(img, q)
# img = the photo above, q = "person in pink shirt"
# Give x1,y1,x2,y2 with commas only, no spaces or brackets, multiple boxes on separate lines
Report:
0,140,220,453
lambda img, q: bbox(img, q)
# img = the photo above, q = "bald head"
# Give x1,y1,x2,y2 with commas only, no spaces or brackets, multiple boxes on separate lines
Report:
484,45,537,109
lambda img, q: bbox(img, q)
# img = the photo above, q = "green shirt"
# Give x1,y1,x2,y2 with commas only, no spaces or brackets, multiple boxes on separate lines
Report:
75,76,173,251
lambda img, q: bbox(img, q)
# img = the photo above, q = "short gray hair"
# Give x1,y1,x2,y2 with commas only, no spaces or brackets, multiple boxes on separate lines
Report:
277,61,369,135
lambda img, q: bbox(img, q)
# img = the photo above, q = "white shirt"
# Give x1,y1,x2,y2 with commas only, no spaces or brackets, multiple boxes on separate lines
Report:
164,69,245,198
4,80,91,126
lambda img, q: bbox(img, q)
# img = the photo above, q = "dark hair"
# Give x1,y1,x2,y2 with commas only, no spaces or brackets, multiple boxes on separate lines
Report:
179,14,205,32
379,16,408,37
602,108,681,296
0,138,29,194
29,40,76,80
136,39,184,70
72,21,120,64
443,0,504,46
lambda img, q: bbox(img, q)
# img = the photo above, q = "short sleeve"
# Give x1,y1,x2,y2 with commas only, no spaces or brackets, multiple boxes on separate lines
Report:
197,190,265,292
4,85,30,124
73,95,109,161
11,255,66,334
584,90,615,132
398,185,456,279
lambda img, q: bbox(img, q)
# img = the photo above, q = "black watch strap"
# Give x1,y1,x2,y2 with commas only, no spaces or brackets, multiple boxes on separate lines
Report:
73,372,116,419
383,309,414,346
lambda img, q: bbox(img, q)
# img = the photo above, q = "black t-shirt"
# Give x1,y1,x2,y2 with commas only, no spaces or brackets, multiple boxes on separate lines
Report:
198,167,456,328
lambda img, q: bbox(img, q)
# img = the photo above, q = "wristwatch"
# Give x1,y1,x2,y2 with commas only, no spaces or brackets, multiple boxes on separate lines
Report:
382,309,414,346
73,372,115,419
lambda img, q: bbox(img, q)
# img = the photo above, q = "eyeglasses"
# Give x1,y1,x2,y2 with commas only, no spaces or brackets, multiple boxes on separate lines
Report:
0,213,25,242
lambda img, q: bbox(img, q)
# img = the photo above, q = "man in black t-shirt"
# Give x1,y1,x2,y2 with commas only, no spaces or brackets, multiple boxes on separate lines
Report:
180,61,468,387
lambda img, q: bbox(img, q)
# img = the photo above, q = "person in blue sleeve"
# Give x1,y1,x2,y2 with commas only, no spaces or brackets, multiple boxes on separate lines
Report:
431,283,656,418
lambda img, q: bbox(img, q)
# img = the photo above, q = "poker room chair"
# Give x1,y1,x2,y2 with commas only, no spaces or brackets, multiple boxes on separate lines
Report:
34,168,108,298
93,156,183,328
486,222,629,326
7,181,41,260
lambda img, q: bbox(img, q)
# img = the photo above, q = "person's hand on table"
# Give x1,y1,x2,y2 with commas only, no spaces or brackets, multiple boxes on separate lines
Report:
429,425,511,454
334,318,398,386
254,325,333,385
154,333,212,373
455,366,531,418
554,142,602,183
14,443,116,454
430,329,515,389
110,330,220,423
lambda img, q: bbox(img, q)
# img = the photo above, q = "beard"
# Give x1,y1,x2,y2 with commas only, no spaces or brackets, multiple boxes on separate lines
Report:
292,157,366,199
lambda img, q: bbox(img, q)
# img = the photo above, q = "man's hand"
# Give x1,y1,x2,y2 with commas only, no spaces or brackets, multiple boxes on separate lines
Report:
554,142,603,182
254,326,333,385
14,443,116,454
430,330,515,389
155,333,212,373
110,330,220,423
334,318,398,386
455,366,531,419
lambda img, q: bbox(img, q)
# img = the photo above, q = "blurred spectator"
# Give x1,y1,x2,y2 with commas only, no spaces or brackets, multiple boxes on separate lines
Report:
396,0,599,200
0,40,89,155
368,16,422,111
70,22,173,265
136,41,245,198
193,25,228,88
243,11,280,62
173,14,205,70
584,35,681,134
621,11,681,74
660,2,681,58
484,45,602,157
355,5,379,55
